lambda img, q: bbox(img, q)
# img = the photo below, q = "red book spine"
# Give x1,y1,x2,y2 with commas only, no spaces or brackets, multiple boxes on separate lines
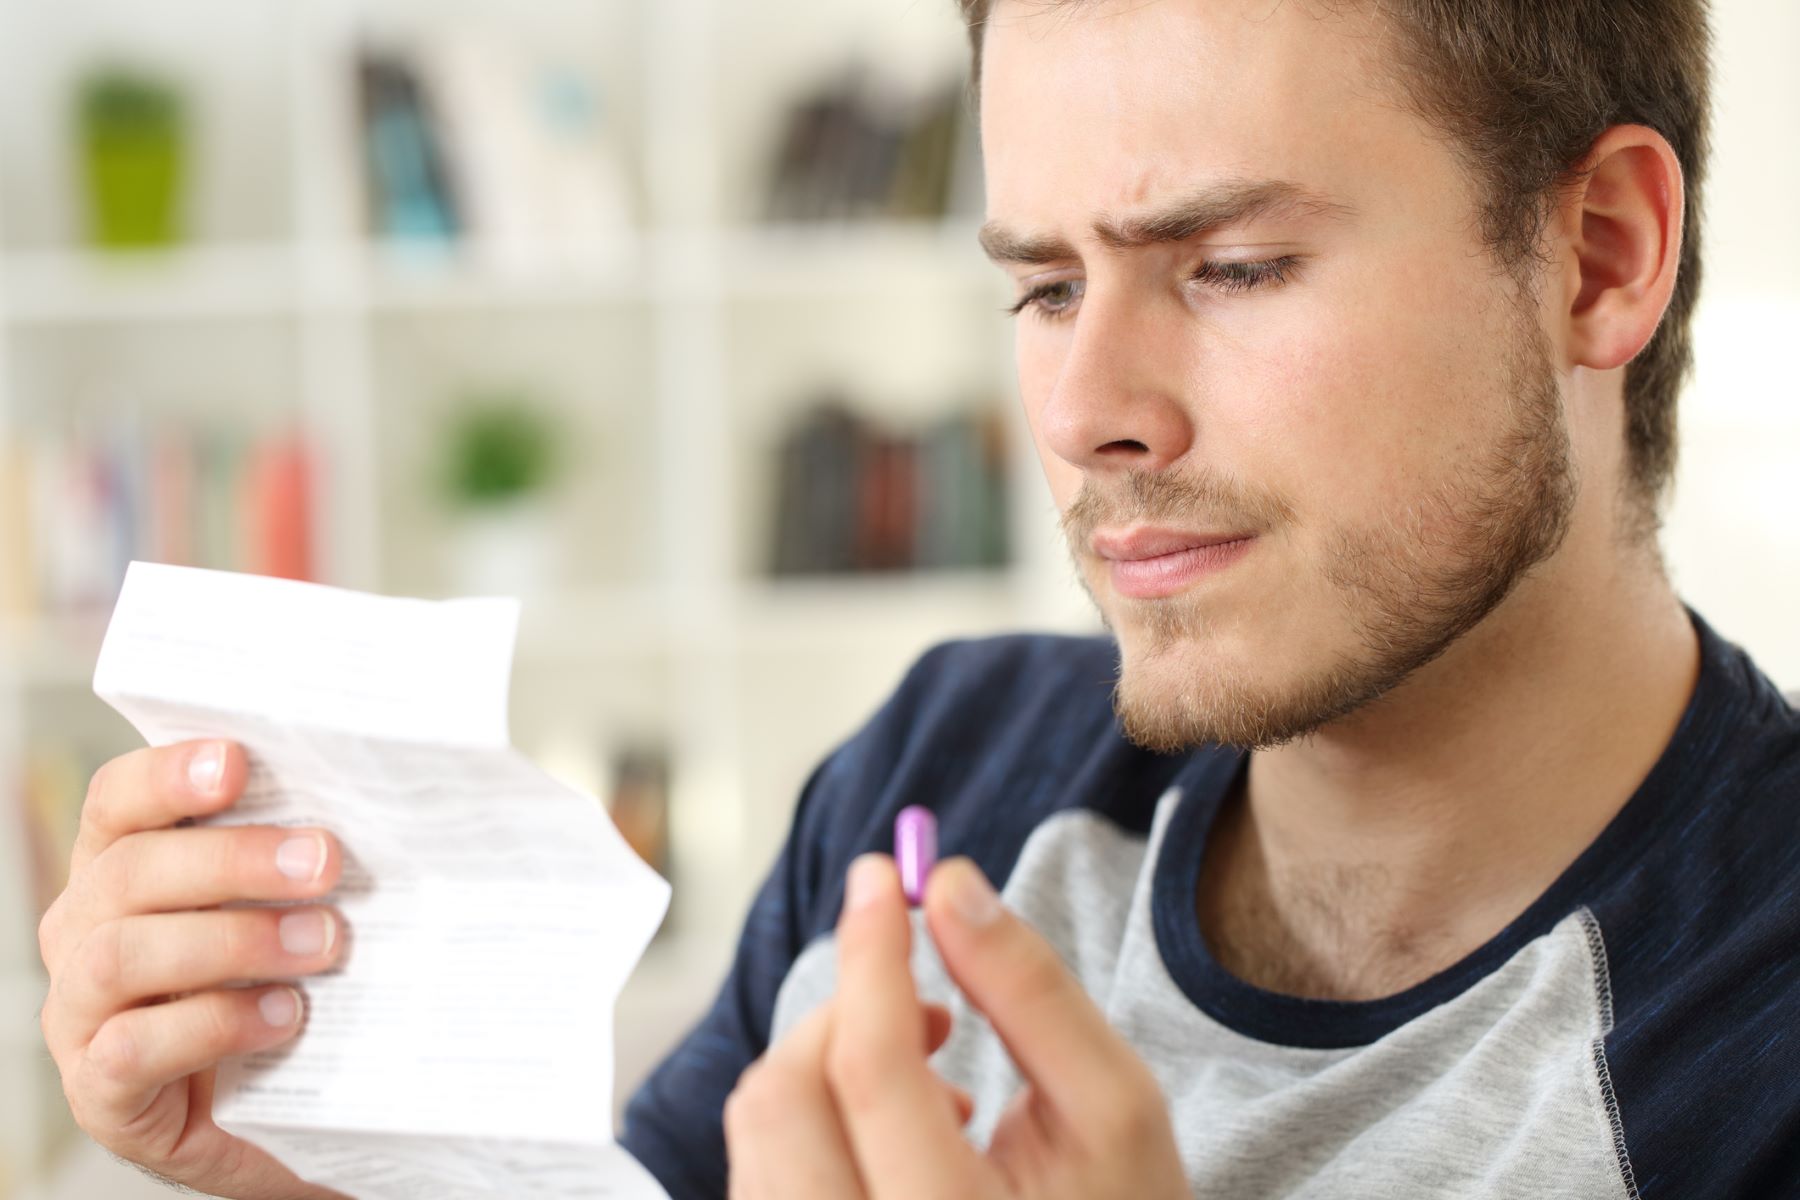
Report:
246,435,314,582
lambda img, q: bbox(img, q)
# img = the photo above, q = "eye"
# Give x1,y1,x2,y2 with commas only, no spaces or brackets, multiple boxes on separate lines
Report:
1190,255,1302,293
1005,278,1084,322
1004,255,1304,324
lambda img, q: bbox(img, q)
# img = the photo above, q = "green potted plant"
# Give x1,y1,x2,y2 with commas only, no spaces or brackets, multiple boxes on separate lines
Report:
439,391,563,596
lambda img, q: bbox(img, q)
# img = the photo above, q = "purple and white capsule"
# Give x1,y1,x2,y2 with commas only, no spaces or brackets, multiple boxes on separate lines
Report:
894,805,938,906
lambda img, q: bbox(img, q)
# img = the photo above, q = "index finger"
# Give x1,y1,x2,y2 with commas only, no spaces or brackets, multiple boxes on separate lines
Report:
828,855,985,1198
71,740,245,874
922,857,1146,1116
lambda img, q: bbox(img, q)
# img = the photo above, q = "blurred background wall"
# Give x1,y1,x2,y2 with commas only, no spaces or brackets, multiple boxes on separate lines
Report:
0,1,1793,1196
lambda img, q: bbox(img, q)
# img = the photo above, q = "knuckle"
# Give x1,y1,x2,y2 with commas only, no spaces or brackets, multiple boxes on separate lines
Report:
213,912,257,972
746,1058,798,1109
191,992,240,1052
726,1058,805,1132
722,1069,764,1137
80,921,128,998
824,1035,885,1113
160,1131,222,1181
78,762,118,845
83,757,118,820
215,828,257,889
1012,941,1072,999
85,1015,143,1088
90,838,139,909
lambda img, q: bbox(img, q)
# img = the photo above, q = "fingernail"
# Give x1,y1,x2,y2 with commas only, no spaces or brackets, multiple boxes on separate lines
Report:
259,986,301,1027
846,856,886,912
187,742,226,796
275,833,326,883
279,909,334,957
949,862,1001,927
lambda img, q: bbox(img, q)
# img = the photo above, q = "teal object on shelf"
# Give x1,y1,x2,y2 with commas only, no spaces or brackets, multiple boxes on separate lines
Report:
76,67,187,249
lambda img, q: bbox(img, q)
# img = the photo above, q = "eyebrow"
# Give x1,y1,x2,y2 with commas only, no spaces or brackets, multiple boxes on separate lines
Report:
977,179,1356,266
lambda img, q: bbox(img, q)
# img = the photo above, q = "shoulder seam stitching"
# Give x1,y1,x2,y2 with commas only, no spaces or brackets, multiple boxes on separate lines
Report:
1578,907,1642,1200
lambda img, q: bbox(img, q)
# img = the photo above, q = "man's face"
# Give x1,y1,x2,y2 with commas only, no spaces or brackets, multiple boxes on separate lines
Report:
980,0,1578,752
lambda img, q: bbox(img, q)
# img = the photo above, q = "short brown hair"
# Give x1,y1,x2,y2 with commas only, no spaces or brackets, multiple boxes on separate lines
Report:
956,0,1713,540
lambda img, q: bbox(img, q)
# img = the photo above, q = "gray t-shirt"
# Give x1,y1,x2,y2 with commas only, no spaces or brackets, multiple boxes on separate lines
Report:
621,605,1800,1199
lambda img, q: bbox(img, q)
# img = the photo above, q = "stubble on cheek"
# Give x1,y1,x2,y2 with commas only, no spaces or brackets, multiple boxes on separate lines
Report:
1068,299,1576,754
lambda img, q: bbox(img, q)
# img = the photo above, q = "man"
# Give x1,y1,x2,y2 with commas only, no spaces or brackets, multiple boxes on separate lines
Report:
640,1,1799,1196
32,0,1799,1198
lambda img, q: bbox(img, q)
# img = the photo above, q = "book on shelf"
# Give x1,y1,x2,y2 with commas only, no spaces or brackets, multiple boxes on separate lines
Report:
539,734,674,938
856,432,916,572
0,426,315,625
358,51,463,245
607,744,672,879
768,398,1010,577
762,73,972,224
244,436,313,584
355,37,634,266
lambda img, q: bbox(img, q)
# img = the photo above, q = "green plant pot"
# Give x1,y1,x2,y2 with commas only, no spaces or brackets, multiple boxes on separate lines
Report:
78,72,186,249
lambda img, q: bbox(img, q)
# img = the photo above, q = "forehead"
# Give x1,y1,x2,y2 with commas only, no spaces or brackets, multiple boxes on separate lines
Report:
978,0,1447,231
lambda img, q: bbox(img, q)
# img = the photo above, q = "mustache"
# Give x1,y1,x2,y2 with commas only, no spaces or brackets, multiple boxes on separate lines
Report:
1059,468,1293,550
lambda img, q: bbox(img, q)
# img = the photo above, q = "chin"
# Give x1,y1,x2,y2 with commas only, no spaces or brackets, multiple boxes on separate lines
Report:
1105,596,1382,754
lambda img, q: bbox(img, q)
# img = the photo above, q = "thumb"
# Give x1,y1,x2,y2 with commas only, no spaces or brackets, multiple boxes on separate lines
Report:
922,857,1145,1116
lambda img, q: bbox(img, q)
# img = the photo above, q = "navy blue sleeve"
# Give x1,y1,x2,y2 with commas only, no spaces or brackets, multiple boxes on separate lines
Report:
615,739,846,1199
1600,771,1800,1194
614,644,957,1200
1582,633,1800,1199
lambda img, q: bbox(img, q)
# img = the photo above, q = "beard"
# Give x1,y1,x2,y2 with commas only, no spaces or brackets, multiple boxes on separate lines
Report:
1060,303,1577,753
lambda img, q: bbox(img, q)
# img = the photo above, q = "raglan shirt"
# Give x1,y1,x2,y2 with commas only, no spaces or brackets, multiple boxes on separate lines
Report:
618,605,1800,1199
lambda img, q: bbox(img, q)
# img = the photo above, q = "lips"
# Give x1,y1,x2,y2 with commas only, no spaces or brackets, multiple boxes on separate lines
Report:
1091,527,1255,562
1091,527,1258,599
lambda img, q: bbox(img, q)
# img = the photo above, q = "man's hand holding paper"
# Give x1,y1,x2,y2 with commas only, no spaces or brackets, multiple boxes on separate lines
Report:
37,736,350,1200
37,562,674,1199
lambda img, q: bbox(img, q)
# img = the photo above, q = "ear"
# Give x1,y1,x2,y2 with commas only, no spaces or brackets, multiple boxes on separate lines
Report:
1558,124,1685,372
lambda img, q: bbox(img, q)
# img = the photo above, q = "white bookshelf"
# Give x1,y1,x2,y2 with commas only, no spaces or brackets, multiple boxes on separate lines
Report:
0,0,1096,1186
6,0,1792,1193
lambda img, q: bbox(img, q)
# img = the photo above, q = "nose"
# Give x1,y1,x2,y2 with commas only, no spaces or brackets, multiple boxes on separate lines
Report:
1034,286,1197,476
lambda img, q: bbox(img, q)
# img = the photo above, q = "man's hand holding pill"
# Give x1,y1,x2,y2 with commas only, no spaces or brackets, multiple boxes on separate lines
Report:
36,738,351,1200
723,852,1190,1200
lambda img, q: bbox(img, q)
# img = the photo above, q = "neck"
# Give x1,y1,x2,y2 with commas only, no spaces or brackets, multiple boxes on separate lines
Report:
1198,541,1701,1002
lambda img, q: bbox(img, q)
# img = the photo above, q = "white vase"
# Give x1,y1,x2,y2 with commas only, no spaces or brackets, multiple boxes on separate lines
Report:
446,498,558,597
